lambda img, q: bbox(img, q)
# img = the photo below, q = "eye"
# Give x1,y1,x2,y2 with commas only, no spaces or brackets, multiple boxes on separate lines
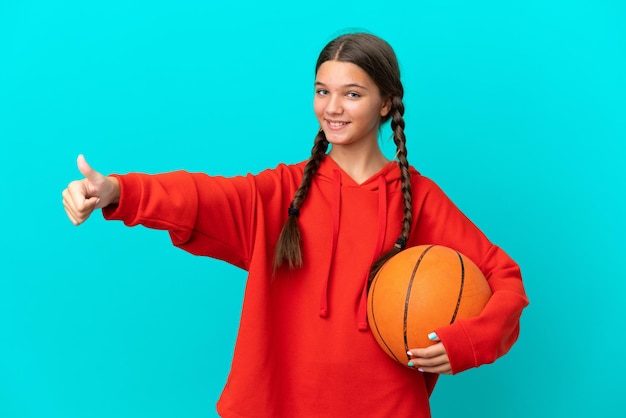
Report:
347,91,361,99
316,89,329,96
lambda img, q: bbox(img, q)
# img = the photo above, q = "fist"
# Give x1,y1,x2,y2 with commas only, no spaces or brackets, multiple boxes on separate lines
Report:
62,155,119,225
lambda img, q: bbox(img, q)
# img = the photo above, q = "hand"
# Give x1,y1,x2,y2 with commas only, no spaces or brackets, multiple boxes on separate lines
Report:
406,332,452,374
62,155,119,225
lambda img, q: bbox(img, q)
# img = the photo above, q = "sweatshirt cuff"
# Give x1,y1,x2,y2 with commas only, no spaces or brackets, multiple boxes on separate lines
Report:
435,322,477,374
101,173,142,223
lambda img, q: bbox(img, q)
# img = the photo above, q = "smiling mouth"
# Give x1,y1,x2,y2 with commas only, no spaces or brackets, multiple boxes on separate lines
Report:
326,120,350,128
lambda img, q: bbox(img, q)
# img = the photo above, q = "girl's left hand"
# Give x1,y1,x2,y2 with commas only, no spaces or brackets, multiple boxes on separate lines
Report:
406,333,452,374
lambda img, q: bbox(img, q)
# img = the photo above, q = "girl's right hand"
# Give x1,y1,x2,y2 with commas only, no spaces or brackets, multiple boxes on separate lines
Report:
62,154,120,226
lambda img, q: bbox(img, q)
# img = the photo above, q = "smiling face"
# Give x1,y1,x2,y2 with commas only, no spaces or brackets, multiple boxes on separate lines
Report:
314,60,391,151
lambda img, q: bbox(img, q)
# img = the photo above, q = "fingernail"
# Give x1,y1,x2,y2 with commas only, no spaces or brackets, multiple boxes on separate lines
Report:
417,368,424,372
406,350,412,356
428,332,438,341
408,361,414,367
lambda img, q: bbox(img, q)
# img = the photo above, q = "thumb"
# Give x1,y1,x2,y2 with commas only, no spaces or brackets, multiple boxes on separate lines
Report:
76,154,104,183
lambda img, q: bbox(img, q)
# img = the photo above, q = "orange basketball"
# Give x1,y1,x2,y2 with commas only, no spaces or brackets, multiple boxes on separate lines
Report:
367,245,492,367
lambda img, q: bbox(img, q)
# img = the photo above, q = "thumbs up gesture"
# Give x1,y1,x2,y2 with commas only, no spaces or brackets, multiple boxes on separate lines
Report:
62,155,120,225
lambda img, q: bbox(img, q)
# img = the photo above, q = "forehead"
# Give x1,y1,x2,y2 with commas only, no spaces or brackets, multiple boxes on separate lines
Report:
315,60,376,88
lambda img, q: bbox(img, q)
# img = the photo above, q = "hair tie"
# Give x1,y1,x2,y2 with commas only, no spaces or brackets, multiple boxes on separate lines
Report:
288,207,300,217
394,237,407,250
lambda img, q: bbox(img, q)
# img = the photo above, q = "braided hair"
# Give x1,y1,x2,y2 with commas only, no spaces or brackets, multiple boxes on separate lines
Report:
274,33,412,285
274,130,329,269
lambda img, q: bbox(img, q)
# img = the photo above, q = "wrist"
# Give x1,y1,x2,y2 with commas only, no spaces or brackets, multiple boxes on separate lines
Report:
107,176,121,205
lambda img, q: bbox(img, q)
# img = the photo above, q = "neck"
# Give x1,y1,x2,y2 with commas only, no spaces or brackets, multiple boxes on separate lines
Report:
328,145,390,184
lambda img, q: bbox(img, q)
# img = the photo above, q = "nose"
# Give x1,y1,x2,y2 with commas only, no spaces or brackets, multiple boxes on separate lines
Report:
325,94,343,116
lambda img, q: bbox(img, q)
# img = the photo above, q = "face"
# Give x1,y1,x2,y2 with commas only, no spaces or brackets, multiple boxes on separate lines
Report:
314,60,391,149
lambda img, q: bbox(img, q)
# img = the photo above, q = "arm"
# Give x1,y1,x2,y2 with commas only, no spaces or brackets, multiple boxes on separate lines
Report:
407,176,529,374
62,155,261,269
101,169,257,269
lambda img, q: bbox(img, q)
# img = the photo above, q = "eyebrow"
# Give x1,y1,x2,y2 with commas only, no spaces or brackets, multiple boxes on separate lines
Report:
314,81,369,90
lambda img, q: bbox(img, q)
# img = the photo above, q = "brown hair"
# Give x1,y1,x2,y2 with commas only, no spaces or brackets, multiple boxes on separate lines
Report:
274,33,412,286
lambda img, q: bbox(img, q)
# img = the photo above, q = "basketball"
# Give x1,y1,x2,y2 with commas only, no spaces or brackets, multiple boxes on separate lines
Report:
367,244,492,366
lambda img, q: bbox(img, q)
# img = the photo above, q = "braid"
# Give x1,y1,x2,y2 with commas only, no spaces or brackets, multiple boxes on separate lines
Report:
291,132,329,211
274,131,329,270
391,96,413,242
368,96,412,288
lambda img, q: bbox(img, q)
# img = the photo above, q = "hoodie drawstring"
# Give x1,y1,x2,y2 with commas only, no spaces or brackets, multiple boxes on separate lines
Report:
317,170,389,331
319,170,342,318
356,175,388,331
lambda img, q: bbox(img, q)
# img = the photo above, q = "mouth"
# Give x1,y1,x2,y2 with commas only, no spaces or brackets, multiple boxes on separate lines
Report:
326,119,350,129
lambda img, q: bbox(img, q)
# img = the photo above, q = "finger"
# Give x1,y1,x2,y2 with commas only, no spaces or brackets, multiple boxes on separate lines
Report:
62,183,99,224
406,332,441,358
64,180,93,211
407,342,446,359
63,203,80,226
77,154,104,184
417,362,452,375
413,352,449,368
407,351,451,374
62,193,82,226
63,193,92,225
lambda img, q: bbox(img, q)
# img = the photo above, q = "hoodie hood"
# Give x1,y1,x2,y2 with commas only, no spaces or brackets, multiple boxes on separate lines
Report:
311,156,407,331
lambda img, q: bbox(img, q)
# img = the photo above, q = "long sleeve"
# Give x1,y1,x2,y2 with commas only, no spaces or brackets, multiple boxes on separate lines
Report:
101,170,258,270
411,175,529,373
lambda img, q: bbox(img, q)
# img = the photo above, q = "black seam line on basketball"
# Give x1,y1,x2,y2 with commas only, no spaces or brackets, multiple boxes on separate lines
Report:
450,251,465,324
403,245,435,360
370,265,402,364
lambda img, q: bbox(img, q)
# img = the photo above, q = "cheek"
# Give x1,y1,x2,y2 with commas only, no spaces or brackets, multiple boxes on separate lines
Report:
355,104,383,128
313,98,324,119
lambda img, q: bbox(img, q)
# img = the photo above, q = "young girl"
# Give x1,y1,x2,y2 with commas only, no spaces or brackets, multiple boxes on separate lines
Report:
62,33,528,418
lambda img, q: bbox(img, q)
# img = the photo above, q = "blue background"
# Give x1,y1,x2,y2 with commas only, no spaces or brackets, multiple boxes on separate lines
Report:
1,1,625,417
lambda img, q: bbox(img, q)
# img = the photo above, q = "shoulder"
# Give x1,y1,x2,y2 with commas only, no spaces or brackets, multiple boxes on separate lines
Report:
406,167,457,208
242,161,307,198
408,165,440,190
251,160,306,182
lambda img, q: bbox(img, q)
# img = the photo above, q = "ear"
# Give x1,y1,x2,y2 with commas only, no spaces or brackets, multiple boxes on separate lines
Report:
380,97,392,117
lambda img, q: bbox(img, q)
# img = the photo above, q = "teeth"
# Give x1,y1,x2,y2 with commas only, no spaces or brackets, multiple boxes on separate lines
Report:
328,121,347,127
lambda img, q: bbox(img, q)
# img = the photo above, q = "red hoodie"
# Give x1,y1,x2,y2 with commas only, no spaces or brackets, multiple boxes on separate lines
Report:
103,156,528,418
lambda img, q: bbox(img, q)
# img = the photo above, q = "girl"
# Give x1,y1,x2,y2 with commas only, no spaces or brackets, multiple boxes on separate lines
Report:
62,33,528,418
